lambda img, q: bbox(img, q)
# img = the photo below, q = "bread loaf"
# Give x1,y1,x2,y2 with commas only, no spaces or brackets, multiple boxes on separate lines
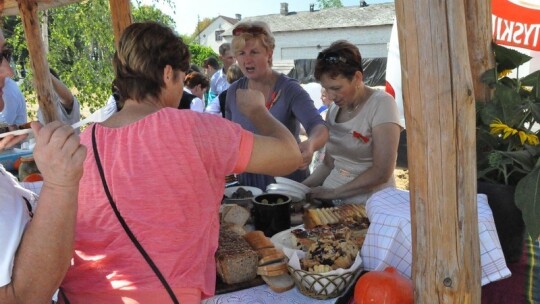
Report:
216,227,258,284
221,204,250,227
243,230,274,250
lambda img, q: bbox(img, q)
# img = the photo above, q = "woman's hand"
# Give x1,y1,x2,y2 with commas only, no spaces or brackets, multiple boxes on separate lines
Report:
0,133,27,151
236,89,266,118
298,140,315,170
31,121,86,188
310,186,336,200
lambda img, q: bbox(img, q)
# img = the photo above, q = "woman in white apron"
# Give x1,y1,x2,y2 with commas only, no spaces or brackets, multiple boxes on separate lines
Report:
303,40,403,205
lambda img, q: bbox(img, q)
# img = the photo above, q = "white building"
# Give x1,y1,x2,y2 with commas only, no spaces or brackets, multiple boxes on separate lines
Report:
220,2,395,60
196,15,240,54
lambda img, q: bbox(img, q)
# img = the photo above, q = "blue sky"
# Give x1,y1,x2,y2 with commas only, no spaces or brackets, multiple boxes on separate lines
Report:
140,0,392,35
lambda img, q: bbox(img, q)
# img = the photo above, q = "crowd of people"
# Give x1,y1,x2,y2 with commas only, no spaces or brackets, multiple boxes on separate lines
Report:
0,20,402,304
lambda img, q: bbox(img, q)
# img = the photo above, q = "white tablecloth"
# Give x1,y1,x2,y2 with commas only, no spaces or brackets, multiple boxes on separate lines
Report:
361,187,511,285
203,284,337,304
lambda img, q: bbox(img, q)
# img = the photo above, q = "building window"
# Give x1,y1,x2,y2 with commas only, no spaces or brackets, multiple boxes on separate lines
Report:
215,30,224,41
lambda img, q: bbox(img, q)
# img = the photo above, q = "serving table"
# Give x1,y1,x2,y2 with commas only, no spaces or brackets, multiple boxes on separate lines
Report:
208,187,512,302
204,283,339,304
361,187,511,285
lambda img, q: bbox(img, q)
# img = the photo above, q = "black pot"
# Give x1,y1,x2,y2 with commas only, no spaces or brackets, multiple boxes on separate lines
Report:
477,181,525,263
251,193,291,237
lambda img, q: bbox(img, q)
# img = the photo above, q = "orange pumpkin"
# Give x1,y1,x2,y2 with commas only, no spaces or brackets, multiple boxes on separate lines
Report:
354,267,413,304
13,157,22,171
23,173,43,182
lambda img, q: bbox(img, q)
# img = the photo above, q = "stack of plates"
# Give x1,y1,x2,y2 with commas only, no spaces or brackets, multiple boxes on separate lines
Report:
266,177,311,202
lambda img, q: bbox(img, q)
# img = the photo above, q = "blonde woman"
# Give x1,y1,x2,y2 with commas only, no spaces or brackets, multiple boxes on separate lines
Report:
225,21,329,190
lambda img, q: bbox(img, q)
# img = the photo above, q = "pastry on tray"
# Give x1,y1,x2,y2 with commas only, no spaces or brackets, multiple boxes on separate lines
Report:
289,204,370,272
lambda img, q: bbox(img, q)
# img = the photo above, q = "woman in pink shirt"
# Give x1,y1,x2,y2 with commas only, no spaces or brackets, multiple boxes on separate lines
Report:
60,22,301,304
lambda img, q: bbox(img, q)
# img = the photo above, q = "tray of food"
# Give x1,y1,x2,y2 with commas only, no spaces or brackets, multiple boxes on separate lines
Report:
270,204,370,299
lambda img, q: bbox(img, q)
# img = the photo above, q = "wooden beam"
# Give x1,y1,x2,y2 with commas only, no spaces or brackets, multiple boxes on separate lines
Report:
109,0,132,47
465,0,494,103
395,0,481,302
18,0,57,123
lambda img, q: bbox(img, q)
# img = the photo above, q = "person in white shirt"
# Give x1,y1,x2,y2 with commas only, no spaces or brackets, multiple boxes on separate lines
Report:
205,63,244,116
0,78,27,127
0,26,86,303
208,43,235,102
0,121,85,304
37,69,81,130
183,71,209,113
0,30,27,128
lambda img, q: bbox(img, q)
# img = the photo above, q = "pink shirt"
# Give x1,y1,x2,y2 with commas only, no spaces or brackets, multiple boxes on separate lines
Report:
61,108,253,303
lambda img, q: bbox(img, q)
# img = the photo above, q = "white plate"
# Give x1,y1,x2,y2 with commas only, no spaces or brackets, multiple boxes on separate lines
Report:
266,184,305,201
0,128,32,139
270,224,304,250
223,186,263,199
275,176,311,194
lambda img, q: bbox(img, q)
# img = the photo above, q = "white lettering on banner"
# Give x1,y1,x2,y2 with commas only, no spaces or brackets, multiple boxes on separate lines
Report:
492,15,540,48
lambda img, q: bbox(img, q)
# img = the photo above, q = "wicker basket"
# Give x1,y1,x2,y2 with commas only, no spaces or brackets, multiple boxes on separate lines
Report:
288,265,356,299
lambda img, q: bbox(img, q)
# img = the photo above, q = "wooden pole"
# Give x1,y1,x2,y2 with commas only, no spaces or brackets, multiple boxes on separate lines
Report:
109,0,132,47
395,0,481,302
465,0,494,103
18,0,57,123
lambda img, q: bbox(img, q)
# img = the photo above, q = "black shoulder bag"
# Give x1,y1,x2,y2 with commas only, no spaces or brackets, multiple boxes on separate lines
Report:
91,125,180,304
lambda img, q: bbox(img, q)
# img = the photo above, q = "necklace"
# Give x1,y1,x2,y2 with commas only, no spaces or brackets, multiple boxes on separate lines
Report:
346,101,361,113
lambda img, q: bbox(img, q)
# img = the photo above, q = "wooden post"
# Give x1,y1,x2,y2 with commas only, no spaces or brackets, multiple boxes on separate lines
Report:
395,0,481,302
18,0,57,123
109,0,132,46
465,0,494,103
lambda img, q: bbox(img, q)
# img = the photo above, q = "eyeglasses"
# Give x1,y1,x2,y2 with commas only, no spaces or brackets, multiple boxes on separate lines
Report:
317,52,347,64
232,26,266,37
0,48,12,63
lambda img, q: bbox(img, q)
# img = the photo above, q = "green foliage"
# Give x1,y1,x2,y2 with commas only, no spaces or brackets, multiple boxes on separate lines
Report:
3,0,177,116
317,0,343,9
133,5,175,25
477,43,540,239
188,44,218,69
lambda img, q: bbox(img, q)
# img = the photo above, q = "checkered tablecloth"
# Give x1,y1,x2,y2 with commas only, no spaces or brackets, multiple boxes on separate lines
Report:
361,187,511,286
203,284,337,304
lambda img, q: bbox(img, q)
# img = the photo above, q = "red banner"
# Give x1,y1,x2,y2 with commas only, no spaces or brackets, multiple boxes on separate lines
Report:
492,0,540,51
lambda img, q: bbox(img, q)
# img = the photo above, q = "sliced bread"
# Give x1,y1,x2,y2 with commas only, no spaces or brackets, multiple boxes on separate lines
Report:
261,273,295,293
243,230,274,250
221,204,250,227
258,249,286,266
257,261,288,276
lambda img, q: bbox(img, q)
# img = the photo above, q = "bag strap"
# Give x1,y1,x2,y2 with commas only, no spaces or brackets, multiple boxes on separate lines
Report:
91,125,179,304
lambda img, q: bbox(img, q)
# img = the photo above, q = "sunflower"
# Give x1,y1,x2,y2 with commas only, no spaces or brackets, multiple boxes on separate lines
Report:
497,69,512,79
490,119,539,145
490,119,517,139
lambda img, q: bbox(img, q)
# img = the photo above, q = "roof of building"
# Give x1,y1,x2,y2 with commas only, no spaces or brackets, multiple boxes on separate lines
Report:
219,15,240,25
224,3,395,35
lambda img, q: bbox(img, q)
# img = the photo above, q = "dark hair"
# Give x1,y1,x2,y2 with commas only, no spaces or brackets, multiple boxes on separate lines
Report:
203,56,220,70
314,40,363,81
184,71,209,90
188,63,201,74
218,43,231,56
112,22,190,105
